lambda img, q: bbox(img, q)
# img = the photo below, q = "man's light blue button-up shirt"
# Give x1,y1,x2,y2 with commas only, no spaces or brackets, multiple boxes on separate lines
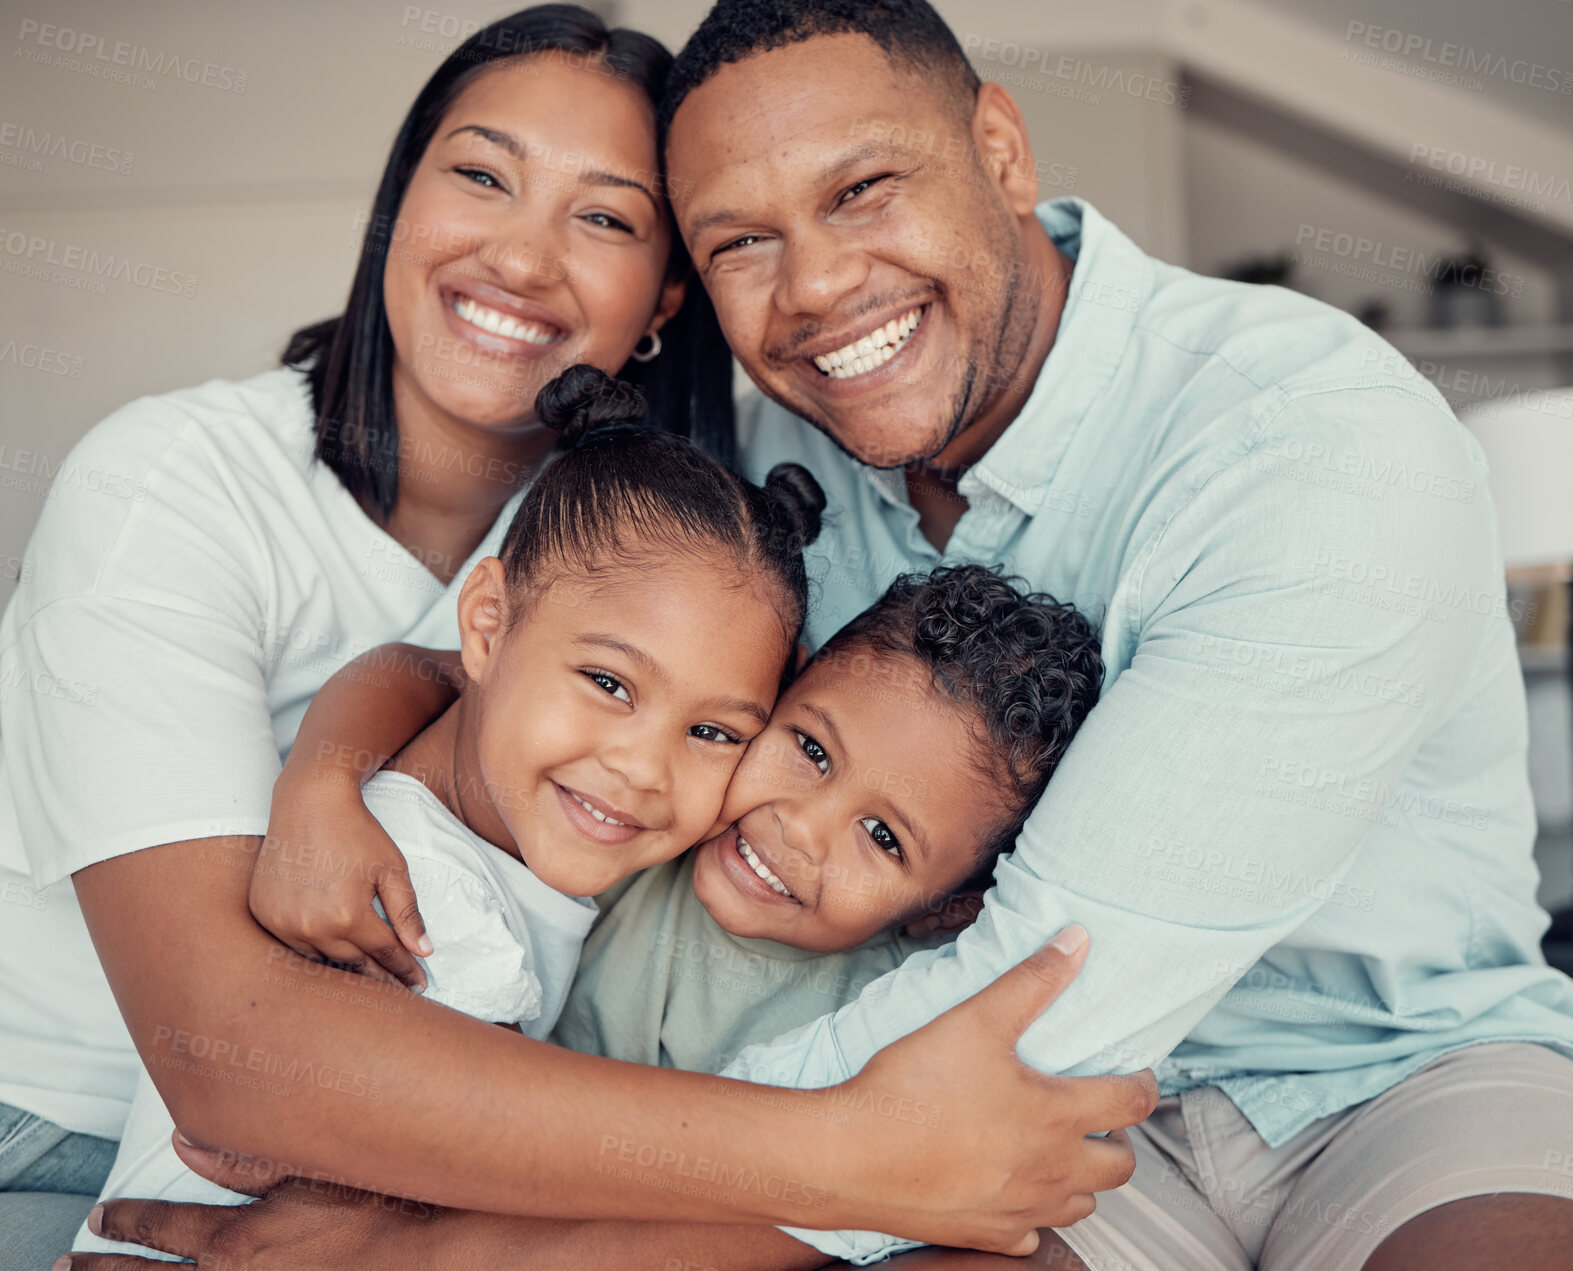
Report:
731,198,1573,1263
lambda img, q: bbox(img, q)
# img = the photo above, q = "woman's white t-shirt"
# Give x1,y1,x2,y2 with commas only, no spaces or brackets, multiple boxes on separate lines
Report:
70,768,598,1262
0,367,523,1139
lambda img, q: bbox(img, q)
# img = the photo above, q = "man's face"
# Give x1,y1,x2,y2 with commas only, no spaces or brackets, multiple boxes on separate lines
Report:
667,34,1040,469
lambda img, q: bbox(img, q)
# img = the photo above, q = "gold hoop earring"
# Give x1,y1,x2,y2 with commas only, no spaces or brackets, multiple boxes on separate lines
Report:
631,330,662,362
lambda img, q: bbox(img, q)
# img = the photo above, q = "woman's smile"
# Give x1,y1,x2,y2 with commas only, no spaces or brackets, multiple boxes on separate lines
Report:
439,279,570,360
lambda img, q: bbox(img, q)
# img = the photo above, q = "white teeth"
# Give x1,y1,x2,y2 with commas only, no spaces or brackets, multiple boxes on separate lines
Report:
811,306,923,378
569,790,625,826
452,296,559,345
736,834,793,897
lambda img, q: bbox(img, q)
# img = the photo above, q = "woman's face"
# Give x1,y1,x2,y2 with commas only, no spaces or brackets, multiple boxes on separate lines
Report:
384,53,682,433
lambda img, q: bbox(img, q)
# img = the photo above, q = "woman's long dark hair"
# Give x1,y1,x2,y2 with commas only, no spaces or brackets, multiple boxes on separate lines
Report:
282,5,734,520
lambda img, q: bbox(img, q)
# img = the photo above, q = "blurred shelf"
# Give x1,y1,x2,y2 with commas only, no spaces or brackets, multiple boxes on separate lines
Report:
1519,644,1569,674
1386,324,1573,360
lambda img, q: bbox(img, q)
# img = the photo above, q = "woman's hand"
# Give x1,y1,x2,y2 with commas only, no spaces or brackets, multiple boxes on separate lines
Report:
821,926,1156,1255
250,763,431,989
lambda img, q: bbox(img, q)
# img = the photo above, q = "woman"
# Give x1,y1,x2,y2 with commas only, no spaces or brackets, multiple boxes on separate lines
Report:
0,9,1144,1269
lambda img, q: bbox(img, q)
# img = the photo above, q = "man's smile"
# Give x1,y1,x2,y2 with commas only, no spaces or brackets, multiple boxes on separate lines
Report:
810,304,925,378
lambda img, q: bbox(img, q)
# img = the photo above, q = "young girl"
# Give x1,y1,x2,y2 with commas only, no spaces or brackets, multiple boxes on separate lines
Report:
70,363,825,1260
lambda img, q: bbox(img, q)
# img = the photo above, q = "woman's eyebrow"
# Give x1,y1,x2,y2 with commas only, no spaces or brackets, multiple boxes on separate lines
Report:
444,124,658,208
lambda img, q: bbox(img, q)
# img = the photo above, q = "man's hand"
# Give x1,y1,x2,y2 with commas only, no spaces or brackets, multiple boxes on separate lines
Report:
823,926,1155,1255
60,1136,836,1271
60,1136,449,1271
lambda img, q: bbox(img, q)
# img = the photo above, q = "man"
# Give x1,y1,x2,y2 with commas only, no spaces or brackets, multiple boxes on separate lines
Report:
661,1,1573,1267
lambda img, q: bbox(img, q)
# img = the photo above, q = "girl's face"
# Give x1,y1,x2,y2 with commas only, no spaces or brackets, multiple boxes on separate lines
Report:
384,53,683,433
453,553,791,896
692,651,1000,952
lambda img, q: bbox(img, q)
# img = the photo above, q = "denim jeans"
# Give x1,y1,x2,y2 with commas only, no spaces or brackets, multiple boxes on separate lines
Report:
0,1102,115,1271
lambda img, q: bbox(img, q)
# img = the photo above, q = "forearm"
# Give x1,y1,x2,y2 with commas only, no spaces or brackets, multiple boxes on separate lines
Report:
78,839,872,1229
413,1211,834,1270
284,642,463,785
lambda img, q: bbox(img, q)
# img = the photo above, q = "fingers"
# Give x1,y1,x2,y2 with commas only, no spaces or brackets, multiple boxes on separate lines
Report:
1052,1193,1098,1229
58,1255,170,1270
1066,1069,1160,1135
88,1196,235,1260
376,867,433,964
314,904,426,989
956,925,1090,1041
313,933,412,990
1076,1127,1139,1194
1003,1228,1041,1256
171,1133,278,1197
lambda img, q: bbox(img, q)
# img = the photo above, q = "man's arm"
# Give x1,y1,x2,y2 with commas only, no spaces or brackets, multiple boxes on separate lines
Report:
723,392,1503,1260
79,1171,837,1271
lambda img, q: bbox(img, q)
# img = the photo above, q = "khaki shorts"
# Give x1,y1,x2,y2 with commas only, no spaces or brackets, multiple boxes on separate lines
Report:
1059,1042,1573,1271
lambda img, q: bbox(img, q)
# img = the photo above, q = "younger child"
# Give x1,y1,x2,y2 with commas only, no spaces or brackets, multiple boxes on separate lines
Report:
72,364,826,1259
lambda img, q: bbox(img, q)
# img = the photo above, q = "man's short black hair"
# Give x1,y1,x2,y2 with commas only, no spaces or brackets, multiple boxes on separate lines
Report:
659,0,981,144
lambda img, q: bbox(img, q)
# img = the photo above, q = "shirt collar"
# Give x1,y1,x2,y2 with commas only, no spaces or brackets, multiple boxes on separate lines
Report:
960,198,1154,516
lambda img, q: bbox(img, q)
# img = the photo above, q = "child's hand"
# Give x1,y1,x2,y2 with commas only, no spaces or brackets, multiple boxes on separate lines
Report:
251,765,432,990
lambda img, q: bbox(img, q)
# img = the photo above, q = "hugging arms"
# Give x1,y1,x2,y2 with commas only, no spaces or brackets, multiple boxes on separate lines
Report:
53,374,1148,1269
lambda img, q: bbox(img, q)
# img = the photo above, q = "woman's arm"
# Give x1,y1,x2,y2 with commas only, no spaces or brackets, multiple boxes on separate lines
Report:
251,643,463,987
75,844,1150,1249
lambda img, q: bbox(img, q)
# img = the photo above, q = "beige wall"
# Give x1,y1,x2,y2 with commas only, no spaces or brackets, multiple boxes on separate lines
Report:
0,1,1193,606
2,0,1569,608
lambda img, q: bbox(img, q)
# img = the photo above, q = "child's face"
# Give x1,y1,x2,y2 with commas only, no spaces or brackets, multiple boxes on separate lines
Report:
456,553,790,895
692,648,1004,952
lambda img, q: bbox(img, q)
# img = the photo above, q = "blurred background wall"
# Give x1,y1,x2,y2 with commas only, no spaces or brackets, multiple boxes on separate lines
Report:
3,0,1572,912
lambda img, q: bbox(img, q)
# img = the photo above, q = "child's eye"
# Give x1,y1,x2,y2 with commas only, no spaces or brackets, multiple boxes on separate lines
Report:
795,730,830,774
861,817,902,859
582,670,631,703
690,723,742,745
